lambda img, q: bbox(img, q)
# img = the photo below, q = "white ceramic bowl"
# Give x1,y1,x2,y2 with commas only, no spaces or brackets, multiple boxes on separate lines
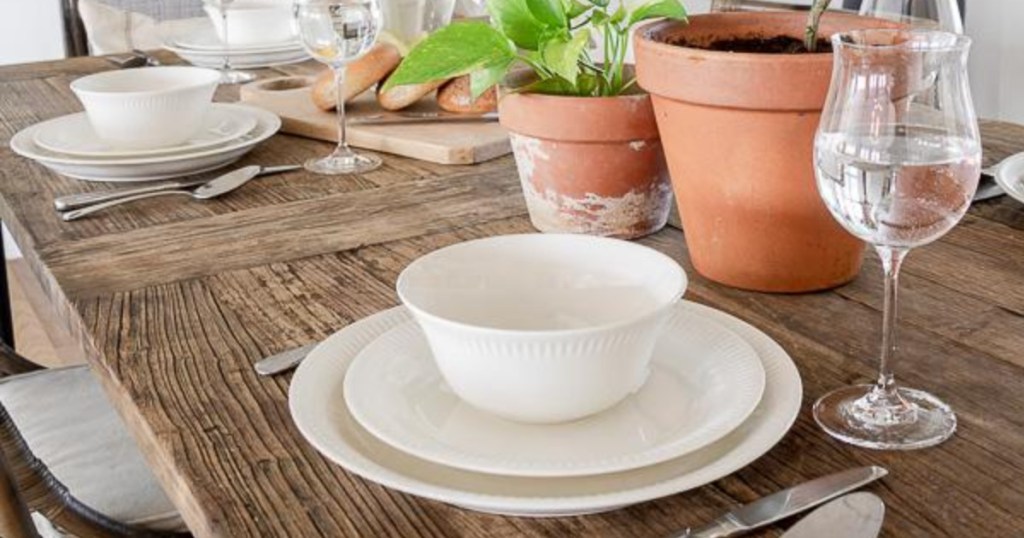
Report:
397,234,687,424
70,66,220,150
205,1,296,47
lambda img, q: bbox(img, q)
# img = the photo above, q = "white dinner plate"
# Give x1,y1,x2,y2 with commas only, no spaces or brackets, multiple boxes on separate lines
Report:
289,301,802,517
159,19,310,69
344,308,766,478
32,107,257,159
9,104,280,182
172,29,301,53
994,152,1024,205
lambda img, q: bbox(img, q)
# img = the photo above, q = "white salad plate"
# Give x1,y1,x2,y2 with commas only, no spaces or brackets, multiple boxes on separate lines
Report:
994,152,1024,205
289,301,802,517
32,107,258,158
10,104,279,182
344,307,766,478
159,19,309,69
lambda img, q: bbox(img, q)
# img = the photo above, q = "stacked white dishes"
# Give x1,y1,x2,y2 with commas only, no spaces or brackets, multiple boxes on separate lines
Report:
289,234,804,516
10,67,281,182
158,3,309,70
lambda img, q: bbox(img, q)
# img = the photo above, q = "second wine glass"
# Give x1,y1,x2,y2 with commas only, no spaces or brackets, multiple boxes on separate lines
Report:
294,0,383,175
204,0,256,84
813,29,980,450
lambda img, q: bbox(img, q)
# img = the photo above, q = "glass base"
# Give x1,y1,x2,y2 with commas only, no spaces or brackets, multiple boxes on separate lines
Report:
218,69,256,85
814,384,956,450
304,150,382,175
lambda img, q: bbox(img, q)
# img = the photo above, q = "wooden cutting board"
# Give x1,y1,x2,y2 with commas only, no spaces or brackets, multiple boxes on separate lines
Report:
239,76,511,165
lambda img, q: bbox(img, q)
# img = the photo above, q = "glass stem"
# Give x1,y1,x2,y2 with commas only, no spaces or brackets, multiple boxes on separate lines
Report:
875,245,908,397
333,64,349,154
221,10,232,72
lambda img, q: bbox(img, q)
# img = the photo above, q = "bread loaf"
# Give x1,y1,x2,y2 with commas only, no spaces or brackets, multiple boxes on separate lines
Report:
437,75,498,114
376,79,446,111
311,43,402,111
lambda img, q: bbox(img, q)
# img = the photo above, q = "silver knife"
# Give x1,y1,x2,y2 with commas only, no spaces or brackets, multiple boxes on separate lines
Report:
676,466,888,538
253,342,318,376
348,111,498,126
53,164,301,211
781,493,884,538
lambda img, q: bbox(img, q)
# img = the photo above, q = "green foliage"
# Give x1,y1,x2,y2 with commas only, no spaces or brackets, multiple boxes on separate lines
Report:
382,0,688,98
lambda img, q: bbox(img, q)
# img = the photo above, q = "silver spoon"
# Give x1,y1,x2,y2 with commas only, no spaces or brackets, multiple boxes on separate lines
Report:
61,165,262,221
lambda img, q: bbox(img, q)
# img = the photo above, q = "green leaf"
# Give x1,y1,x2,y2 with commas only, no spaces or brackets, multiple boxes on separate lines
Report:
540,28,590,85
488,0,548,50
469,57,515,98
382,22,516,91
566,0,590,19
526,0,566,28
627,0,688,27
515,76,577,95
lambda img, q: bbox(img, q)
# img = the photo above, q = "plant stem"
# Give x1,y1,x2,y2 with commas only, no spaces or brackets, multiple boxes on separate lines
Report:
805,0,832,52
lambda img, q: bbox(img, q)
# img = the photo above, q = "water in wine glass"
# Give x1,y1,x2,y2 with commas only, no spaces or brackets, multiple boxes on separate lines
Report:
815,127,980,249
295,1,380,67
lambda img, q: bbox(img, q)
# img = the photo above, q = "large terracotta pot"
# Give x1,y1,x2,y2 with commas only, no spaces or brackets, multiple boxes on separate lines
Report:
635,12,897,293
499,92,673,239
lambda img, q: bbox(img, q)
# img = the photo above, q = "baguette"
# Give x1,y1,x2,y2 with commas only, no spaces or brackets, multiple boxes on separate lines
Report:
376,78,446,111
311,43,402,111
437,75,498,114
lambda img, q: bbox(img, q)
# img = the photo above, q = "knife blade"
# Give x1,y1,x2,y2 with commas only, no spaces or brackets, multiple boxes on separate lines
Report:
677,466,888,538
347,111,499,126
781,493,884,538
253,342,318,376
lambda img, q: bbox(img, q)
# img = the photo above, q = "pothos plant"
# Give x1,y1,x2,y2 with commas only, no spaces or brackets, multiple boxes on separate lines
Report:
382,0,688,99
805,0,834,51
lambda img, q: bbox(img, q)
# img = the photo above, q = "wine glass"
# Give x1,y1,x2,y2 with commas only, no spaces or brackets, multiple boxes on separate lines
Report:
813,29,980,450
294,0,383,175
204,0,256,84
859,0,964,34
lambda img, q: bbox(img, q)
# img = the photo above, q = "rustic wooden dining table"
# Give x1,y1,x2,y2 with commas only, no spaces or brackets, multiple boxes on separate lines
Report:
1,52,1023,537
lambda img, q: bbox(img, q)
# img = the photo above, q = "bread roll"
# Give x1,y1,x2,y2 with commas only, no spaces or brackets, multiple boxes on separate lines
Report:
437,75,498,114
376,78,446,111
311,43,401,111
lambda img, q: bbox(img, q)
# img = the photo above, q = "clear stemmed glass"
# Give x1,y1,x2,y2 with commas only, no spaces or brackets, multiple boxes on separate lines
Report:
813,30,980,450
859,0,964,34
293,0,383,175
204,0,256,84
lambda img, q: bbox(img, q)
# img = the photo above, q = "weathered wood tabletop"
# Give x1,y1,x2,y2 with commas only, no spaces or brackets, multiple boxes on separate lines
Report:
1,52,1023,537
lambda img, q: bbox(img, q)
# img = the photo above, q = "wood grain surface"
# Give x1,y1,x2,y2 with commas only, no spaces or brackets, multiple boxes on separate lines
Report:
2,52,1024,537
239,76,511,165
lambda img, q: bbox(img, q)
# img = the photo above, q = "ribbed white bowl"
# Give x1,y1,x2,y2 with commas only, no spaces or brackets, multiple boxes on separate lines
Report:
397,234,687,423
70,66,219,150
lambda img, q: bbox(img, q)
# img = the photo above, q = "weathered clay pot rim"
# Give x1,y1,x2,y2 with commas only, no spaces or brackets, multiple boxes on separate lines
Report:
498,91,659,142
636,12,842,63
635,12,902,111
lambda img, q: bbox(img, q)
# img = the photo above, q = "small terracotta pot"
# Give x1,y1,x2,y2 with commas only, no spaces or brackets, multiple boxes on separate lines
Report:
635,12,898,293
499,92,672,239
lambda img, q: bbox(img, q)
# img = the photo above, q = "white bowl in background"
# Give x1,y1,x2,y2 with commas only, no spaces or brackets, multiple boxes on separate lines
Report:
70,66,220,150
397,234,687,424
205,1,296,47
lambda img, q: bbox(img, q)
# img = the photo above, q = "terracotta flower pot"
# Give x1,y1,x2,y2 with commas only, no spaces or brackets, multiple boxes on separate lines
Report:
635,12,898,293
499,92,672,239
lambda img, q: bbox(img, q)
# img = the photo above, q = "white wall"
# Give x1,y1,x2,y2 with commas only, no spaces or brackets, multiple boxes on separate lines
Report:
966,0,1024,124
0,0,65,65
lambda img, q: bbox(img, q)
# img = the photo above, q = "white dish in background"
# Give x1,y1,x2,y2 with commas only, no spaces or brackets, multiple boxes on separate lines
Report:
344,306,766,478
70,66,220,150
289,301,803,517
994,152,1024,205
33,108,257,158
159,19,309,69
397,234,687,424
9,104,280,182
204,1,296,47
